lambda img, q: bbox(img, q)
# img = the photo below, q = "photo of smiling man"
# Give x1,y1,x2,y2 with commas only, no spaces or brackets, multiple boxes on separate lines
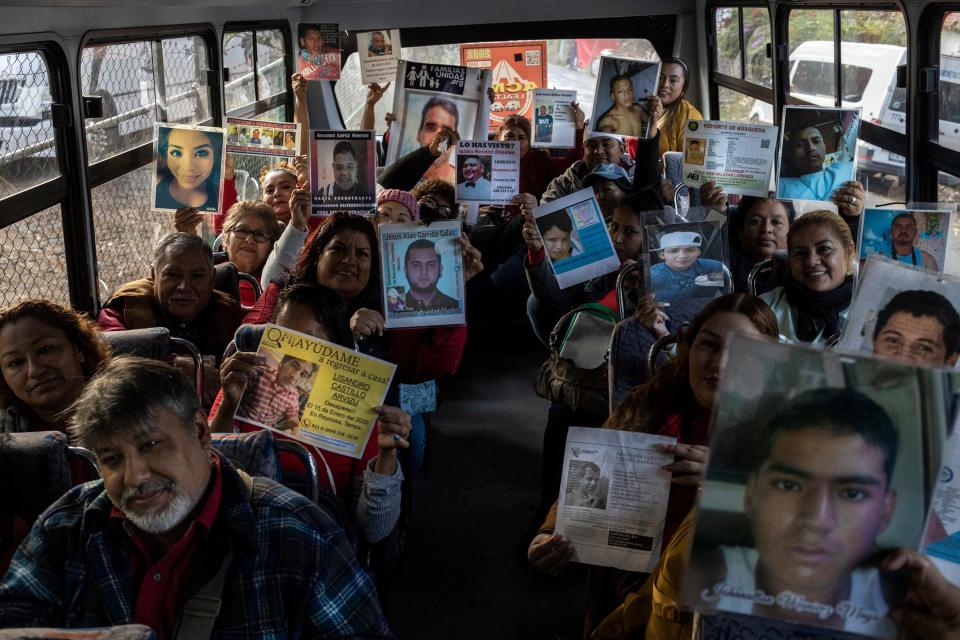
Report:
235,353,318,432
647,226,726,303
310,131,375,214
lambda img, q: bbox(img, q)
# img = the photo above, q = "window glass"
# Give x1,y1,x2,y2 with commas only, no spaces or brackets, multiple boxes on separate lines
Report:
81,36,213,165
0,51,60,200
718,86,772,124
256,30,286,99
91,164,176,296
940,13,960,150
939,171,960,203
335,38,657,133
161,37,211,124
840,10,907,122
223,31,254,111
0,204,69,307
743,7,771,87
788,9,836,102
714,8,741,76
857,139,905,207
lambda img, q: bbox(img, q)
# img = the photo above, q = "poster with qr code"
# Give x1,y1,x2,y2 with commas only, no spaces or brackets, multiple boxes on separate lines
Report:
681,119,779,197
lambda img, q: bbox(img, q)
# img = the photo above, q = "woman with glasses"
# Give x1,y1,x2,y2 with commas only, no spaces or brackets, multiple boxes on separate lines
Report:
221,200,281,306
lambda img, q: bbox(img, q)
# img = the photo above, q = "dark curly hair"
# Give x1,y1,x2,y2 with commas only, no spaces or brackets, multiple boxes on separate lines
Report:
607,293,778,434
0,299,112,409
291,212,381,312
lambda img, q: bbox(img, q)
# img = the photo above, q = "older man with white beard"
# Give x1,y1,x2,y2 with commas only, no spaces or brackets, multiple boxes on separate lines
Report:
0,357,392,640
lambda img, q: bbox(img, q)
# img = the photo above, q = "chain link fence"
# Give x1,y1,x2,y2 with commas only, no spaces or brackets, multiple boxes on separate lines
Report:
0,204,70,307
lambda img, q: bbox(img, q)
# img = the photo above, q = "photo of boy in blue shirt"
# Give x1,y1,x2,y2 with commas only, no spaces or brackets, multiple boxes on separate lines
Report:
649,230,725,303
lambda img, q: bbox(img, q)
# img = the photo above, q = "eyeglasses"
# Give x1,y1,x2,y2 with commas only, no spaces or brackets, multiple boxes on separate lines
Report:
230,227,272,243
418,197,454,219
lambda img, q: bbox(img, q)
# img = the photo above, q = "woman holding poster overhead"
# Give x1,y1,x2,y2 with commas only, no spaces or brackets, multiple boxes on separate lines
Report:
655,57,704,158
760,210,856,344
529,294,779,634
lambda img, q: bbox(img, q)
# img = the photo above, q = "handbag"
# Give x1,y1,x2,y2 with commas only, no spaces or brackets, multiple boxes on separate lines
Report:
534,303,618,419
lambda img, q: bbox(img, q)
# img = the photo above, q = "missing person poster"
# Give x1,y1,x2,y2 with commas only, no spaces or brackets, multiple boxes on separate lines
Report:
226,118,300,158
385,61,491,184
775,105,861,206
459,40,547,134
644,219,730,326
681,119,778,197
836,256,960,367
591,55,660,139
921,412,960,586
310,130,376,215
234,324,396,459
297,23,341,80
682,335,947,638
556,427,676,572
858,208,952,273
357,29,401,85
152,123,225,213
380,220,466,329
532,89,577,149
532,188,620,289
454,140,519,204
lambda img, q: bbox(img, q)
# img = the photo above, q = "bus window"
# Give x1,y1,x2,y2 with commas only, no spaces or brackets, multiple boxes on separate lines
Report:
939,171,960,202
940,13,960,151
0,205,71,308
788,9,835,101
714,7,741,77
718,86,772,124
80,36,212,165
223,28,287,118
0,51,59,199
334,38,656,134
744,7,771,87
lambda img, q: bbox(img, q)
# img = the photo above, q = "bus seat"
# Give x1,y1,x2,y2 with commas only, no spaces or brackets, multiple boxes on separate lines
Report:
100,328,203,402
0,626,156,639
210,430,282,483
608,317,659,412
662,151,701,209
67,446,100,484
214,261,262,306
647,333,679,373
748,250,789,296
615,261,642,321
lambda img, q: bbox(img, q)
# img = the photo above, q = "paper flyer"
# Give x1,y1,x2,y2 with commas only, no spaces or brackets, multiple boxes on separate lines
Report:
532,89,577,149
556,427,676,572
532,187,620,289
226,118,300,158
309,130,376,215
296,23,341,80
681,119,778,197
459,40,547,134
385,60,491,184
454,140,519,204
379,220,466,328
357,29,401,85
234,323,396,459
152,122,225,214
837,255,960,365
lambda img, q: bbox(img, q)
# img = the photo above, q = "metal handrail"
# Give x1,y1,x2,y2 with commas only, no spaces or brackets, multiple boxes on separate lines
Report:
647,333,678,373
615,261,642,321
236,271,263,301
169,336,203,403
273,438,320,504
748,257,776,297
67,445,101,478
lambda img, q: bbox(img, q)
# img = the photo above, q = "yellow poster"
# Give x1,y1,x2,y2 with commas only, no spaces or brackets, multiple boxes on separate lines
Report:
234,323,397,459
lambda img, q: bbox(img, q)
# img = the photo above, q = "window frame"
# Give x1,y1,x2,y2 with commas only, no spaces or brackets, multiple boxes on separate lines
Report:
917,4,960,200
78,24,222,190
707,3,776,122
0,38,94,311
221,20,293,120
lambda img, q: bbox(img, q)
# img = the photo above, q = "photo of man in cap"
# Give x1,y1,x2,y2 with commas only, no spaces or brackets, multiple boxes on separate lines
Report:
649,230,725,302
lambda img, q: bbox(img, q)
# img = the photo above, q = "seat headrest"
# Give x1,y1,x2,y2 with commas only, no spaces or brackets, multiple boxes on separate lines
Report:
214,261,241,302
0,431,72,519
100,327,171,360
211,430,281,482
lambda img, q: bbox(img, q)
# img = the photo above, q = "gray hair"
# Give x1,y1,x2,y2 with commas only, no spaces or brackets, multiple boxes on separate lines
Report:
68,356,199,451
153,232,214,269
